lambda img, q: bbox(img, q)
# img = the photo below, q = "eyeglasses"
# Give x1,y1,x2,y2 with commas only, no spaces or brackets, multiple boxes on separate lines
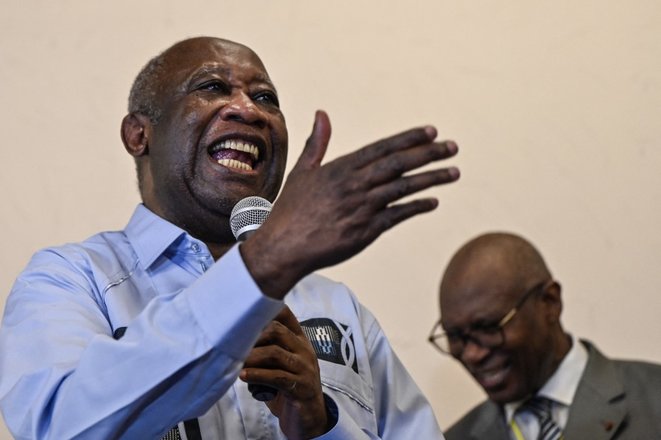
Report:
428,280,549,356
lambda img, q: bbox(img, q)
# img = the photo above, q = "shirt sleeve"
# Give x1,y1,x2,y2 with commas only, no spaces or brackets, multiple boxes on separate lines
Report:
0,244,283,440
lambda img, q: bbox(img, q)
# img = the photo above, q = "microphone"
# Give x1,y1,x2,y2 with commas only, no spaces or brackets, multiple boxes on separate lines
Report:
230,196,278,402
230,196,272,241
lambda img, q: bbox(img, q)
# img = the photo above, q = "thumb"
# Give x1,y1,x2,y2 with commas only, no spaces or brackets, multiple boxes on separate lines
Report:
295,110,331,169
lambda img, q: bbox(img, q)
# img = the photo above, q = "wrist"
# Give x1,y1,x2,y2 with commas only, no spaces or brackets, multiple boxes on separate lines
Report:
321,393,338,433
239,236,302,299
300,394,336,439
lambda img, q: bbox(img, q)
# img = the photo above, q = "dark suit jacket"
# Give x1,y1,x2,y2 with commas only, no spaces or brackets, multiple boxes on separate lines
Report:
444,340,661,440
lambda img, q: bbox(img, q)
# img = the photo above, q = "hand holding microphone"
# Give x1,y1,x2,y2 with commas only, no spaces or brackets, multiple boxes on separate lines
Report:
240,306,328,438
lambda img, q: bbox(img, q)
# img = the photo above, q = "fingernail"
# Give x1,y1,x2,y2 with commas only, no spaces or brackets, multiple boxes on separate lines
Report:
446,141,458,155
448,166,460,180
424,125,437,139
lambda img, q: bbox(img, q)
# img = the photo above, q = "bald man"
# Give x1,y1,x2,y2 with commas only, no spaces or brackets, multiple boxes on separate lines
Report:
430,232,661,439
0,37,458,439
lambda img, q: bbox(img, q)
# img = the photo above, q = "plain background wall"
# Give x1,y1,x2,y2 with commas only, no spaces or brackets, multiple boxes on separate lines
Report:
1,1,660,438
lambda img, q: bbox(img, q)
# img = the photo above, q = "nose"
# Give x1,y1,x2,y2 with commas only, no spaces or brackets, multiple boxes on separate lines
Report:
458,338,490,365
219,90,267,128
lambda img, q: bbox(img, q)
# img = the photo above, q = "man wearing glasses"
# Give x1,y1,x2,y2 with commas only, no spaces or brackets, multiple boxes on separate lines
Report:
430,232,661,439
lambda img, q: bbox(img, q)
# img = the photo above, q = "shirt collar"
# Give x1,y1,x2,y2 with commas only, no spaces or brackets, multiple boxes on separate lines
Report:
538,333,588,405
124,204,187,269
504,334,589,422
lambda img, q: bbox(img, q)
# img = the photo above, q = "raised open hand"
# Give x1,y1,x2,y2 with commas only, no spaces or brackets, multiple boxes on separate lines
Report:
241,110,459,298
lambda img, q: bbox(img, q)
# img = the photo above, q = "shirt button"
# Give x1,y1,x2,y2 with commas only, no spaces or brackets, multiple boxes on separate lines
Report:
191,243,201,253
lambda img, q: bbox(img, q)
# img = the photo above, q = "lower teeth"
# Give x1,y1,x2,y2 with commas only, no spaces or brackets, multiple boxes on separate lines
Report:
217,158,252,171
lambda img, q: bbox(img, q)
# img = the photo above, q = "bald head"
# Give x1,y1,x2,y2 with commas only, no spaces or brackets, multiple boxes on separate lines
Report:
441,232,552,302
437,232,569,404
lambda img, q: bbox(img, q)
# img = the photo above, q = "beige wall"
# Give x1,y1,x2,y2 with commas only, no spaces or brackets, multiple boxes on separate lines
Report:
1,1,660,437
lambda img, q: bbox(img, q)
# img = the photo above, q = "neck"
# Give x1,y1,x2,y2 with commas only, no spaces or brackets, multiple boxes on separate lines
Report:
556,331,572,360
207,242,235,260
545,331,572,382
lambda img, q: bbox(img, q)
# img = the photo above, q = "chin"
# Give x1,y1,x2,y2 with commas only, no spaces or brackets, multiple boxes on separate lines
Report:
489,386,532,404
482,379,526,404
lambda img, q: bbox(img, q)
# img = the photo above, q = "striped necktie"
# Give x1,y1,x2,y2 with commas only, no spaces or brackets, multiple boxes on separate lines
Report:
519,397,564,440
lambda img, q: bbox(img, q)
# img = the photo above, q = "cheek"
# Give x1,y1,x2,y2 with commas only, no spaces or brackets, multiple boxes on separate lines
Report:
269,120,288,173
270,112,288,142
161,97,212,138
182,96,219,127
503,327,539,368
185,108,203,126
508,330,552,381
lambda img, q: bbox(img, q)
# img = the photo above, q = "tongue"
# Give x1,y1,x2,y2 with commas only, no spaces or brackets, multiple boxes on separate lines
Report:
211,149,254,167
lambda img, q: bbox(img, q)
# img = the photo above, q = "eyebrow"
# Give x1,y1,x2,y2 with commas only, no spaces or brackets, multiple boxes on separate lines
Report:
187,64,277,91
442,314,503,333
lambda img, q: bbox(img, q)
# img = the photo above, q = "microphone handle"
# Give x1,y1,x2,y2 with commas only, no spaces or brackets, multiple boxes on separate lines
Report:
248,383,278,402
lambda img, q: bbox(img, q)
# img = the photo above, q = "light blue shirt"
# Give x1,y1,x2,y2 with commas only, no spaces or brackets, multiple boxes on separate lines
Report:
0,204,442,439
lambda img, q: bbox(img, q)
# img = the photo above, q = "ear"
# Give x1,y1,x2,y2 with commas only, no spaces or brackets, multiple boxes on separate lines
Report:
121,113,151,157
541,281,563,323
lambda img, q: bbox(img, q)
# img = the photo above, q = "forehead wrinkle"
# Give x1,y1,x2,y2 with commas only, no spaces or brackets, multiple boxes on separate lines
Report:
194,64,231,77
186,63,231,88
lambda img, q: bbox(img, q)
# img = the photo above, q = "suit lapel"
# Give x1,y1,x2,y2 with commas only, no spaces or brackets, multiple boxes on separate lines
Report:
564,341,627,440
468,401,512,440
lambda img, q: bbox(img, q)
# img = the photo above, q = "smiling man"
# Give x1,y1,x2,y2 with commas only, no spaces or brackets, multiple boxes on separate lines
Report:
431,232,661,440
0,37,459,439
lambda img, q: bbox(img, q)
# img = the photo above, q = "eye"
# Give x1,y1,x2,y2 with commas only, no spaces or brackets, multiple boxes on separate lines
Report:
472,323,501,336
197,79,230,93
445,330,464,342
253,90,280,108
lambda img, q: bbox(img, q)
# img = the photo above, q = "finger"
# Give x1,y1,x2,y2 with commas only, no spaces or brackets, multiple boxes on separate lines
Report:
368,166,460,208
239,364,290,388
371,198,447,232
350,125,438,169
271,305,305,337
364,140,458,188
243,344,298,370
240,366,300,397
293,110,332,170
240,348,304,393
252,319,298,349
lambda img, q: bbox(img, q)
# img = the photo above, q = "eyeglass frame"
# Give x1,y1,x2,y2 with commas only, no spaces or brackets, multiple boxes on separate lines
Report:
428,280,551,356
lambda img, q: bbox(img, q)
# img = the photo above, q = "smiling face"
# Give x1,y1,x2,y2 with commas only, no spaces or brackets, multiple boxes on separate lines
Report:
122,37,288,247
439,233,568,404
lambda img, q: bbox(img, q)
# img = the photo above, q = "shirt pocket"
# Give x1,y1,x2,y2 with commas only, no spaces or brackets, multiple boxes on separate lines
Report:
319,359,378,433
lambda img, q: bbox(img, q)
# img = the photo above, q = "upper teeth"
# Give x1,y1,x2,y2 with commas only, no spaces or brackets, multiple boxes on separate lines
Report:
216,139,259,160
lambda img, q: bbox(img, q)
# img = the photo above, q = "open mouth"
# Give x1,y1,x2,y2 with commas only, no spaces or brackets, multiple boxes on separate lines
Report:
208,139,260,171
473,364,511,390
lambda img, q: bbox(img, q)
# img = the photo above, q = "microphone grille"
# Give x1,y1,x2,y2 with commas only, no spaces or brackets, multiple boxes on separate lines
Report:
230,196,273,240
